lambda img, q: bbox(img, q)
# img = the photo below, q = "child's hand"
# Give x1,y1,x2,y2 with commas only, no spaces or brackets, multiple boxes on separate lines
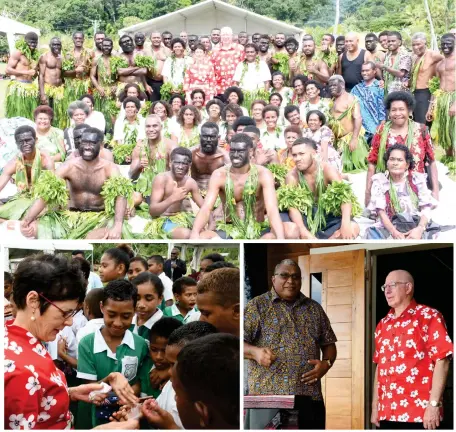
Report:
109,405,133,422
107,372,138,405
149,368,170,389
141,399,177,429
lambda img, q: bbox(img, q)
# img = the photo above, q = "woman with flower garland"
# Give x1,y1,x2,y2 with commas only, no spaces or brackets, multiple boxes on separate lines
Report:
183,44,216,103
176,105,201,148
162,38,193,98
151,100,179,142
260,105,286,151
112,97,146,164
169,95,184,122
116,83,148,122
34,106,66,163
365,144,439,239
299,80,332,125
5,33,40,120
4,254,138,430
270,71,294,106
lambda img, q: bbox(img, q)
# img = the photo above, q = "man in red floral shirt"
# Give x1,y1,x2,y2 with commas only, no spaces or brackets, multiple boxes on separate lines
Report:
210,27,245,97
371,270,453,429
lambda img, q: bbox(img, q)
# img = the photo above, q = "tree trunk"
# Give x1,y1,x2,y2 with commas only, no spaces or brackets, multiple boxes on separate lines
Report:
334,0,340,36
424,0,438,50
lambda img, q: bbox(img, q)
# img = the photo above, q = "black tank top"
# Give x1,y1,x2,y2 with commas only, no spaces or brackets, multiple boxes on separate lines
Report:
341,49,365,91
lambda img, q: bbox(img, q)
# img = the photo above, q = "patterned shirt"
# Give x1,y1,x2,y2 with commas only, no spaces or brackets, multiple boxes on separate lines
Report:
244,289,337,399
210,44,245,95
351,80,386,135
373,299,453,423
368,122,435,174
384,50,412,94
5,323,72,430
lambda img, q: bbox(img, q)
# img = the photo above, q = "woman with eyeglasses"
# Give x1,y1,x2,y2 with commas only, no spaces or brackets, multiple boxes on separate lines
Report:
5,254,138,430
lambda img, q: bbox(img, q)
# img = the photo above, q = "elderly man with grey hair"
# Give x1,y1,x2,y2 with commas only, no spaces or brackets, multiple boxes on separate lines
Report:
64,100,90,154
410,32,444,124
371,269,453,430
244,259,337,429
210,26,245,96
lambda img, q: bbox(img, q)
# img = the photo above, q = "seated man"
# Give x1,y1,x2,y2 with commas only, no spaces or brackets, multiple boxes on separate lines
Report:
20,127,133,239
67,124,113,161
189,133,290,240
0,126,54,220
280,138,360,239
147,147,204,239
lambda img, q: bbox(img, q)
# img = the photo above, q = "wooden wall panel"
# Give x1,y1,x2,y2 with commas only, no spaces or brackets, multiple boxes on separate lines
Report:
327,359,352,378
331,322,352,341
327,416,352,429
335,340,352,359
326,395,352,416
327,286,352,306
327,304,352,323
326,378,351,398
328,268,353,287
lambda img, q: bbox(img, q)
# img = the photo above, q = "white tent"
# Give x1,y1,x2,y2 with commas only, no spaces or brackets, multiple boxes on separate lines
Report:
119,0,303,39
0,16,41,54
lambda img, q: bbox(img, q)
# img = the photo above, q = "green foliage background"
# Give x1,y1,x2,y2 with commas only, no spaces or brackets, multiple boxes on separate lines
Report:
1,0,454,44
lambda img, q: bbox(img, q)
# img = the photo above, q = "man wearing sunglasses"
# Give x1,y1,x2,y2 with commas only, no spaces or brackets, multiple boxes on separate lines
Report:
244,259,337,429
371,270,453,430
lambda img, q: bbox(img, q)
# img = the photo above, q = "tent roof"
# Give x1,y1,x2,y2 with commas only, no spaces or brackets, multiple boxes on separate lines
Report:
0,16,41,36
119,0,303,37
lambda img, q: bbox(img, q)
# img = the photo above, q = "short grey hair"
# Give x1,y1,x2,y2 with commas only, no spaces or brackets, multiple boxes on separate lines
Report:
412,32,427,43
329,74,345,84
67,100,89,118
274,259,300,274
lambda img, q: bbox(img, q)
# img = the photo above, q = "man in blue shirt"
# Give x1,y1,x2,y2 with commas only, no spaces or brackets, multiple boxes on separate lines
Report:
351,61,386,145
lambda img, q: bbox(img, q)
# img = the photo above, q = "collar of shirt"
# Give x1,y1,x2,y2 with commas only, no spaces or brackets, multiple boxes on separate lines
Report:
268,288,307,306
386,298,418,321
132,309,164,330
169,303,198,320
94,327,135,360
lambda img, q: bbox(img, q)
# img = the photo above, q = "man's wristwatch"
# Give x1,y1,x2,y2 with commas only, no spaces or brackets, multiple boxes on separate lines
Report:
429,400,442,408
323,358,332,368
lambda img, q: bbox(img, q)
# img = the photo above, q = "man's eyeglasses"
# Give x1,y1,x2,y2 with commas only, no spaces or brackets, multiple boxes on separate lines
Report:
380,281,409,292
38,293,79,320
275,273,301,282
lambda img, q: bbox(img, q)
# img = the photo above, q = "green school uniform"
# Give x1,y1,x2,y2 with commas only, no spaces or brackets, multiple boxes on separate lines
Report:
77,328,149,427
138,357,162,399
163,303,200,323
129,309,164,342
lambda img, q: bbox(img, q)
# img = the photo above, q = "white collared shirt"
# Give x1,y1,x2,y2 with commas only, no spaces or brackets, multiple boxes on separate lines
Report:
93,327,135,361
158,272,174,302
168,303,201,323
76,318,105,344
157,380,184,429
131,309,164,334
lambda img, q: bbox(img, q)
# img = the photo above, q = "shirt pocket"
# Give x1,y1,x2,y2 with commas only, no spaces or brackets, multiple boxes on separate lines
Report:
121,356,138,381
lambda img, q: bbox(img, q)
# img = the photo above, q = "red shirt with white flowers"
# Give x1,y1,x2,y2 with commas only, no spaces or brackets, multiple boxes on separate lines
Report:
4,323,72,430
373,300,453,423
210,44,245,95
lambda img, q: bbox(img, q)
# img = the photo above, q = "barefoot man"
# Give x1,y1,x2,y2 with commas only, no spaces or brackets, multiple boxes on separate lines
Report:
328,75,369,172
409,32,443,124
39,38,66,128
20,127,130,239
189,133,287,239
280,137,360,239
129,114,176,204
148,147,204,239
5,32,40,119
427,33,456,159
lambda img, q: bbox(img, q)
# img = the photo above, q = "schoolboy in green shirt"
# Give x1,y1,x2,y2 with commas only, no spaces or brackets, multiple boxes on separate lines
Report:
77,279,149,427
163,277,200,323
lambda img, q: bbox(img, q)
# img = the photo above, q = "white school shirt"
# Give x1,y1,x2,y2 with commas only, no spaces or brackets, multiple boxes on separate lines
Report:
76,318,105,344
167,303,201,323
71,309,88,337
157,380,184,429
158,272,174,302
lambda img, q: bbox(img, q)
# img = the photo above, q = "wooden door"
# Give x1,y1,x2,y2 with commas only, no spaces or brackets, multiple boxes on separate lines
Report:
298,250,365,430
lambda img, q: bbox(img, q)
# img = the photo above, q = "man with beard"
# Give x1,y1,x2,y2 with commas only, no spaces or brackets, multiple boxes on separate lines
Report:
148,31,170,102
93,31,106,59
133,32,152,56
291,38,329,86
284,37,299,83
129,115,176,204
409,32,443,124
271,33,287,55
187,34,199,56
328,75,369,171
257,34,272,67
118,35,151,96
67,124,113,161
365,33,385,64
252,33,261,46
191,122,229,192
281,138,360,239
5,32,40,119
0,126,53,215
337,32,369,91
148,147,204,239
38,38,66,129
90,38,117,128
378,31,390,53
63,31,94,102
377,31,412,94
238,31,248,47
20,127,130,239
211,27,245,96
189,133,287,240
162,31,173,50
427,33,456,159
210,28,221,49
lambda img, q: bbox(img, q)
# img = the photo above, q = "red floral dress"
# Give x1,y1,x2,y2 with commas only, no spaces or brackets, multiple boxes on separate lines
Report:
210,44,245,95
373,300,453,423
4,323,72,429
183,58,216,103
368,122,435,174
